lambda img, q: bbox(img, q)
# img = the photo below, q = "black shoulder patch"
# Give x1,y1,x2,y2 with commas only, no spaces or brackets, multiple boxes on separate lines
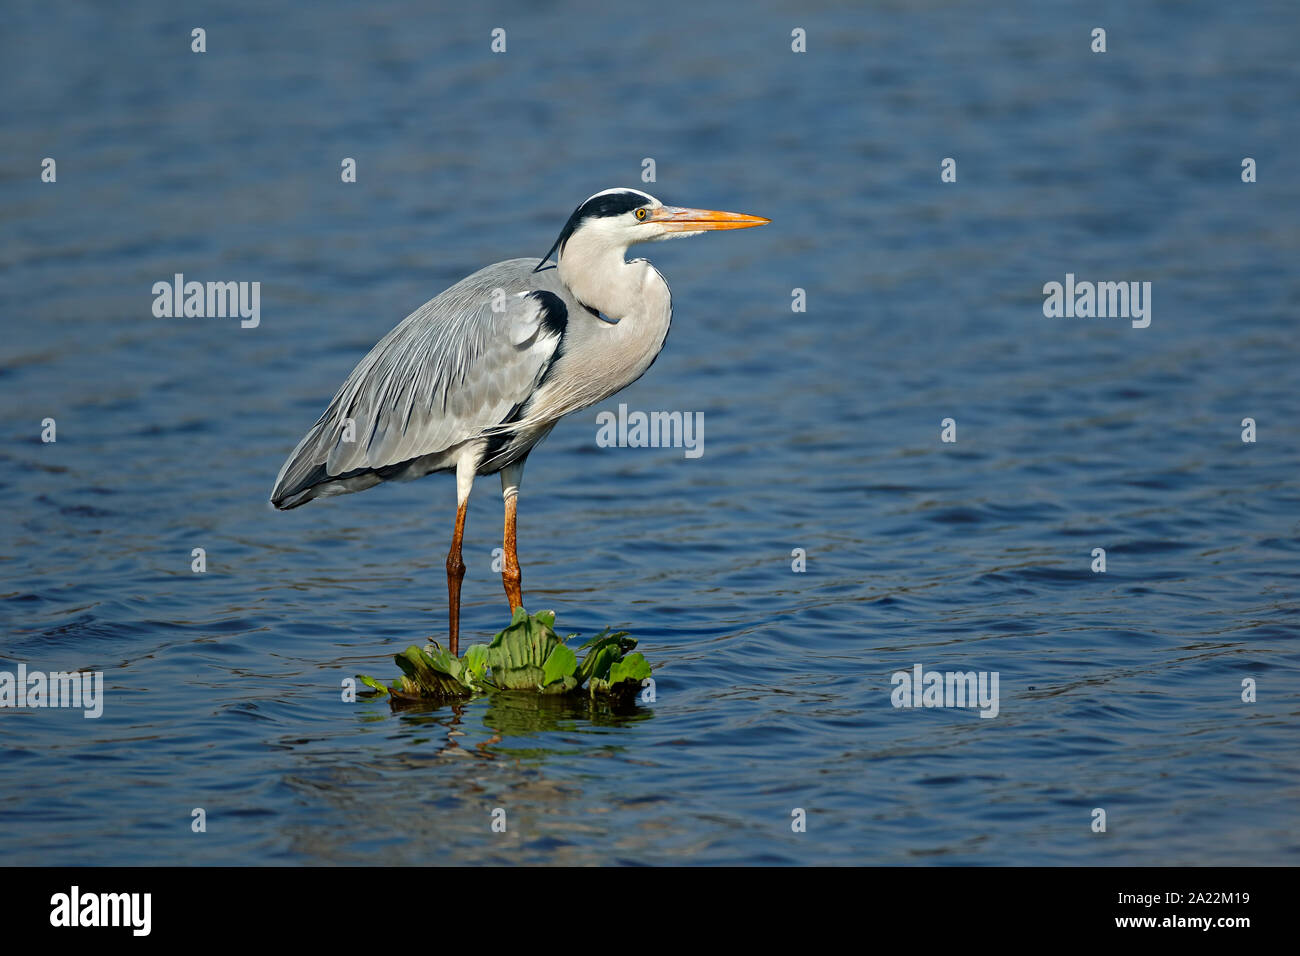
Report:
528,290,568,338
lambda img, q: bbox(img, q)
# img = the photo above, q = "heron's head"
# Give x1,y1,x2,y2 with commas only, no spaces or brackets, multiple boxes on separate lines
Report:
534,188,769,272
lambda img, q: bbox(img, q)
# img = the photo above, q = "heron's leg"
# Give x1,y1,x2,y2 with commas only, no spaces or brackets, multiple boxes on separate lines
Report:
500,462,524,612
445,500,467,656
445,456,475,656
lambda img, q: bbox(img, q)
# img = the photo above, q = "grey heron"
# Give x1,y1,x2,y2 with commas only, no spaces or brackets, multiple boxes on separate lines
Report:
270,187,769,654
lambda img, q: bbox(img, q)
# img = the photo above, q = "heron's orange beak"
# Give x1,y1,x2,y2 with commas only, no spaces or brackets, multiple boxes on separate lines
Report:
646,206,771,232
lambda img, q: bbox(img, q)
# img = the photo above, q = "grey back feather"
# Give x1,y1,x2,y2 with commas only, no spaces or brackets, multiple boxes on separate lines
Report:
271,259,567,507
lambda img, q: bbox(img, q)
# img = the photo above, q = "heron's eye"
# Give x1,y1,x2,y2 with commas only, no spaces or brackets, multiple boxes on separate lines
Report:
635,207,648,221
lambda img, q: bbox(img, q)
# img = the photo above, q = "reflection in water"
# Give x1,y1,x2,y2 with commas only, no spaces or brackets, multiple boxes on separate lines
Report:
380,689,653,757
481,691,651,740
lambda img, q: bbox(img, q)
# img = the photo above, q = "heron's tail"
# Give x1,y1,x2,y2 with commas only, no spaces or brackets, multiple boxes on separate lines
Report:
270,412,419,510
269,416,358,509
270,431,329,510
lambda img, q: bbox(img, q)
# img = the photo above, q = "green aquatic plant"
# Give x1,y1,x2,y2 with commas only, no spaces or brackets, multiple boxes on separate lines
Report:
358,608,652,705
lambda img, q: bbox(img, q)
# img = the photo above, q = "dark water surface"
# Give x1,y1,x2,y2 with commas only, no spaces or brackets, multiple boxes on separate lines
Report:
2,1,1298,865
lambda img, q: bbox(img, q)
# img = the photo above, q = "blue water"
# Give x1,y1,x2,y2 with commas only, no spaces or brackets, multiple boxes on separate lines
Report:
2,0,1298,865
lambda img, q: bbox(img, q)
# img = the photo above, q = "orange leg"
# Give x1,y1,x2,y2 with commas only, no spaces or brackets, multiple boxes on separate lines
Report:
445,499,467,656
502,493,522,612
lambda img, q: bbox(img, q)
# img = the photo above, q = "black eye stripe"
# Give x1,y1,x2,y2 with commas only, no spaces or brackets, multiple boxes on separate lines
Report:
579,191,652,220
536,191,657,269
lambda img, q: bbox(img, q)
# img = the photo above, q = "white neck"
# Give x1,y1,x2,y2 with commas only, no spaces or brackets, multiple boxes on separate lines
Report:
535,234,673,417
557,230,646,320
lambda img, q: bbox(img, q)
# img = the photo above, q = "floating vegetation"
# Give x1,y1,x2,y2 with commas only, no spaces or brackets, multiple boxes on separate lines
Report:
358,608,652,706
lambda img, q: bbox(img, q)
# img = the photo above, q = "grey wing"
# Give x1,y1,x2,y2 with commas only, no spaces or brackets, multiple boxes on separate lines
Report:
271,260,566,509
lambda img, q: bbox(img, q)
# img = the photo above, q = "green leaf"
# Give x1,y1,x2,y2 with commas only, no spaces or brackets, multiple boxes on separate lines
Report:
580,644,619,685
356,674,390,696
463,643,491,683
541,642,578,686
367,611,654,705
392,645,474,699
578,626,634,651
577,629,638,685
482,609,562,689
609,652,651,685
